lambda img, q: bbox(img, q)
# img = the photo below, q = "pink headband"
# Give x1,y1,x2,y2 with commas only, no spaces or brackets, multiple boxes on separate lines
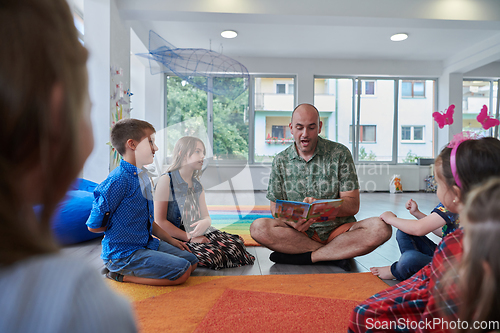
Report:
447,131,480,188
449,142,462,188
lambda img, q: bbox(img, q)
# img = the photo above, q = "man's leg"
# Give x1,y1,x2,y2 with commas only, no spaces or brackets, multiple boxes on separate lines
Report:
250,217,324,254
310,216,392,262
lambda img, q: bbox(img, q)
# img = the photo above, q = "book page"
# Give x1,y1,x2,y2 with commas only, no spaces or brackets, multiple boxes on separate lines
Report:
308,199,343,222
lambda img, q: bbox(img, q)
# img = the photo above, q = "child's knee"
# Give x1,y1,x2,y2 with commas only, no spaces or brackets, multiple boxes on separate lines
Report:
172,268,192,285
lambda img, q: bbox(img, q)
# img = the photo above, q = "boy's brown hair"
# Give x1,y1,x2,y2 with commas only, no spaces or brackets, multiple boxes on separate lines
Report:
111,118,156,156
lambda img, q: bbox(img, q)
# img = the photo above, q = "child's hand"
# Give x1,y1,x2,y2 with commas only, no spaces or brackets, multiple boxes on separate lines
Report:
170,239,191,252
405,199,421,216
189,219,211,238
379,211,397,224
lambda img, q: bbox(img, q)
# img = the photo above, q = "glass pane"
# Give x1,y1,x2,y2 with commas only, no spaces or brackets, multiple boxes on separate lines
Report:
314,78,353,154
413,81,425,97
401,82,412,97
212,77,249,161
165,76,208,163
401,126,411,140
276,84,286,94
271,125,286,139
463,80,492,136
255,77,295,163
288,84,294,94
358,79,393,161
398,79,435,163
363,125,376,142
414,126,423,140
365,81,375,95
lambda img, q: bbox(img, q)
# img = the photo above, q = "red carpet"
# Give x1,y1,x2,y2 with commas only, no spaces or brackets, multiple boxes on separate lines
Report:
109,273,388,333
194,288,360,333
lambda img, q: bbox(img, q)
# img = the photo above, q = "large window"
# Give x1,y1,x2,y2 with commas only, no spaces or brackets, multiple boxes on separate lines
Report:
314,78,352,152
356,79,395,162
165,75,439,166
398,79,435,162
254,76,296,163
165,76,249,162
315,77,437,164
462,79,499,137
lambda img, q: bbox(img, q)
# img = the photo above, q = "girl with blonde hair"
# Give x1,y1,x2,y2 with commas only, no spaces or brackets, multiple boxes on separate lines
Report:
0,0,135,331
447,177,500,332
155,136,255,269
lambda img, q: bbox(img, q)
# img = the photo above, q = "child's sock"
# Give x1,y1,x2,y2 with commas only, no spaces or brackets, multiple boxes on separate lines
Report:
100,267,109,275
106,271,124,282
269,251,313,265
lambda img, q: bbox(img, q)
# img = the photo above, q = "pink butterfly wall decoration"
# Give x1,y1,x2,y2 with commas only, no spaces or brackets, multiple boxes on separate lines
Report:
476,105,500,130
433,104,455,129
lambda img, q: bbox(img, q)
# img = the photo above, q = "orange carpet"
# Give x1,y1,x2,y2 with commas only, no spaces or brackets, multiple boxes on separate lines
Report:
108,273,388,333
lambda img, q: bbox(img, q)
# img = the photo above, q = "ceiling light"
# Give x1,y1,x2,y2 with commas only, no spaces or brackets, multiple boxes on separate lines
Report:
390,33,408,42
221,30,237,39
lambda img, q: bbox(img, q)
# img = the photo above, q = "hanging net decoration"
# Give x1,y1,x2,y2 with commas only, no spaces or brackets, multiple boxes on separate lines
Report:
137,30,249,100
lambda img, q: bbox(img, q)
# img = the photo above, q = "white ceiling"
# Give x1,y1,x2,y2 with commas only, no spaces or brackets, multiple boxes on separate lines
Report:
74,0,500,66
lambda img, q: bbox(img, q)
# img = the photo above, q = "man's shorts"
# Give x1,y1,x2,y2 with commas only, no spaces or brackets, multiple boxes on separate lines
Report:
105,240,199,281
303,222,356,245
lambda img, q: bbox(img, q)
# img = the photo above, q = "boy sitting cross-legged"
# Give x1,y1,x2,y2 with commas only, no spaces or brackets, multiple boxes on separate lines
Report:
87,118,198,285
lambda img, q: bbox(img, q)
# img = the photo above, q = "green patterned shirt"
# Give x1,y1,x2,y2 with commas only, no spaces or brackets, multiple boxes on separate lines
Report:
266,137,359,241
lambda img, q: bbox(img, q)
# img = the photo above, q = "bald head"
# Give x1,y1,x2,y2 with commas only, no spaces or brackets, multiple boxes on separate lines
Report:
289,103,323,159
291,103,320,124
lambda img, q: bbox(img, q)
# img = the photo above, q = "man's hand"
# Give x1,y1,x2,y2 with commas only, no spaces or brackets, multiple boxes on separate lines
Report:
303,197,318,204
379,211,397,225
285,218,317,232
283,197,320,232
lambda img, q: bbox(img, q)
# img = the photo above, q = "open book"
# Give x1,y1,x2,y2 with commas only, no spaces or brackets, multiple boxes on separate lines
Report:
274,199,343,223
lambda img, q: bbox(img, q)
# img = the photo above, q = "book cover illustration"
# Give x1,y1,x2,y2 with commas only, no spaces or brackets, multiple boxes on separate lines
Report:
274,199,343,223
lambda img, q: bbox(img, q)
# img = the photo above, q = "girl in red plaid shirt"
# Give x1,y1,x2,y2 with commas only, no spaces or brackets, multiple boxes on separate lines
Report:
349,136,500,333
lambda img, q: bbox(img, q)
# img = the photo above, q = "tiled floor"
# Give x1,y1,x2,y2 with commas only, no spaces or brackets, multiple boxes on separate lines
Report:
62,191,441,287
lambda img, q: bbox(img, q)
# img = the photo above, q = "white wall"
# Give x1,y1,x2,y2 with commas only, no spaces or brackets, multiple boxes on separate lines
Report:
83,0,131,182
83,0,111,183
465,62,500,78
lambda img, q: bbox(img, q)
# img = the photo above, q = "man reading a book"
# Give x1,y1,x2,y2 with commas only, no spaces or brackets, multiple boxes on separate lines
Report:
250,103,392,269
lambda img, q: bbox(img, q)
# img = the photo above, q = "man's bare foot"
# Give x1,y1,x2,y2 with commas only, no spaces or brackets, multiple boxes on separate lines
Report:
370,266,396,280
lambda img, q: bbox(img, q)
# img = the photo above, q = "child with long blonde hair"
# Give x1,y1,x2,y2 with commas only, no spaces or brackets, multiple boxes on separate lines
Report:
440,177,500,332
155,136,255,270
